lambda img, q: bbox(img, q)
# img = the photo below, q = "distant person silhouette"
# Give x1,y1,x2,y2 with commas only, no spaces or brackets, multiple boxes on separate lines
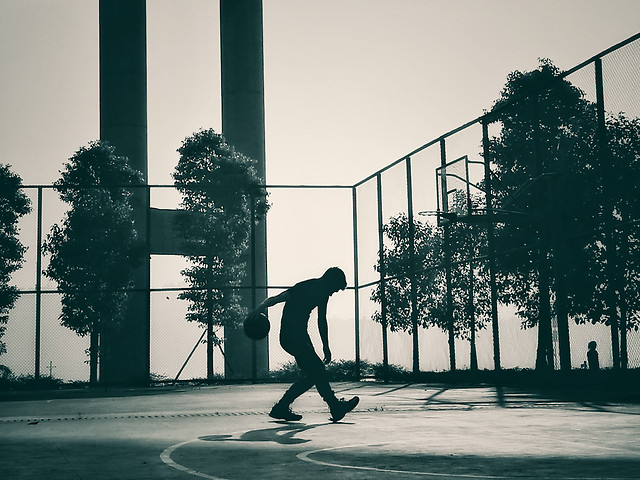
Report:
587,341,600,370
248,267,359,422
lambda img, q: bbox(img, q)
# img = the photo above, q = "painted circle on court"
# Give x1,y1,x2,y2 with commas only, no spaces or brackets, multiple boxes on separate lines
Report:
297,443,508,478
296,442,640,480
162,434,638,480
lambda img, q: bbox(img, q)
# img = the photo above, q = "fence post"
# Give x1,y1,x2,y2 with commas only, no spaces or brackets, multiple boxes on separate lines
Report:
145,184,151,380
482,120,501,372
596,58,622,369
250,196,258,382
440,139,456,371
34,186,43,381
206,255,214,381
405,157,419,375
376,174,389,377
352,187,361,378
468,258,478,371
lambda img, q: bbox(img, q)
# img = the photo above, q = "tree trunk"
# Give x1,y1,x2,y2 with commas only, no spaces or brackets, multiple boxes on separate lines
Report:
90,331,98,385
536,251,554,370
469,261,478,371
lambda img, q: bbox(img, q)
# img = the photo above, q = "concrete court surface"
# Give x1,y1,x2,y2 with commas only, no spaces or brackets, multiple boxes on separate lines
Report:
1,382,640,480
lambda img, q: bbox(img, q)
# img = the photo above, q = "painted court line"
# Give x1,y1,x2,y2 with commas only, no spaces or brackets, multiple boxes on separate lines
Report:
161,432,639,480
297,443,508,479
296,443,639,480
161,438,227,480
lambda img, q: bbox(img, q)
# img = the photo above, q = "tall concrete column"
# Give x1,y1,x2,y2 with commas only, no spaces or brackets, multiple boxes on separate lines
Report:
99,0,150,385
220,0,269,379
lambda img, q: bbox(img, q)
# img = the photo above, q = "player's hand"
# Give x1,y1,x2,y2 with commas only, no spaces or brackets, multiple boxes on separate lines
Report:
323,346,332,364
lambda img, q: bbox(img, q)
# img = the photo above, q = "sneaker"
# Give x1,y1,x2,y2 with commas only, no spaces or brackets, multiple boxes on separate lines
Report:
269,403,302,421
329,396,359,422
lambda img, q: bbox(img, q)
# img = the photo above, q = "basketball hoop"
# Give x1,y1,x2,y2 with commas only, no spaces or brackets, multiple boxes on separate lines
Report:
435,155,486,226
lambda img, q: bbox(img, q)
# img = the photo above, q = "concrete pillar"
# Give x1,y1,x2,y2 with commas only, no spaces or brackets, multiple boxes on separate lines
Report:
220,0,269,379
99,0,150,385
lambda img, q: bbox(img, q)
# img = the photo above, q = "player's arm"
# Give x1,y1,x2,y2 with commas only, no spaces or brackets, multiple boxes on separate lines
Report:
318,298,331,363
250,290,290,316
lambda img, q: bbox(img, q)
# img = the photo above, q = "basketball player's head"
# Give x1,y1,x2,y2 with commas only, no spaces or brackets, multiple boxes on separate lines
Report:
321,267,347,294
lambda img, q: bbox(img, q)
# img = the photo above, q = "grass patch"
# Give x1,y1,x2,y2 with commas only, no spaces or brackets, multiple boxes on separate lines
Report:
268,360,412,382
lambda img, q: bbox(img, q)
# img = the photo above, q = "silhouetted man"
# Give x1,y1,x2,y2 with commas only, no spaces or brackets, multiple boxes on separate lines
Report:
249,267,359,422
587,340,600,370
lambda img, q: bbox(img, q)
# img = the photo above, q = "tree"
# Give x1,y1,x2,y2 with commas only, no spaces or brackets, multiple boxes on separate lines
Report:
0,164,32,358
173,129,268,378
568,113,640,368
43,141,144,383
487,59,640,370
606,114,640,367
370,214,443,333
486,59,600,370
446,205,492,370
370,209,491,370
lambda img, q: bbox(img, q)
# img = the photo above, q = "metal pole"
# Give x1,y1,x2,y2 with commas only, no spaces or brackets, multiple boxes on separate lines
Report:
34,187,43,381
405,157,420,375
250,198,258,382
596,58,621,369
352,187,361,377
145,184,151,379
465,155,472,216
482,120,501,371
619,219,629,369
174,328,207,384
440,139,456,371
468,258,477,371
376,174,389,376
206,255,214,381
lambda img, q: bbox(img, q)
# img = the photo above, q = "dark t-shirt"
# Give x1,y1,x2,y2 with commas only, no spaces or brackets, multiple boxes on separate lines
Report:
587,349,599,370
280,278,329,337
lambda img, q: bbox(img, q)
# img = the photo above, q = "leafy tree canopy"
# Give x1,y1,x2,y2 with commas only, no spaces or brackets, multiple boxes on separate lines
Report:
487,59,598,328
488,59,640,332
0,164,31,356
371,211,491,340
173,129,269,329
43,141,144,336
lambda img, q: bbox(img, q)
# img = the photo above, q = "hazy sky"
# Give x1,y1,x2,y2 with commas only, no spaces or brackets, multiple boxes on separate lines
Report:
1,0,639,188
2,1,639,377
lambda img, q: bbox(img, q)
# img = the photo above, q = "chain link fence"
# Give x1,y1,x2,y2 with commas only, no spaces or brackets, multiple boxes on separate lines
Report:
354,33,640,374
2,33,639,384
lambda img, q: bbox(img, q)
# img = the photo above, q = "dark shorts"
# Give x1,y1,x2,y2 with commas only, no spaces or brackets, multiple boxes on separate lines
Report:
280,332,326,380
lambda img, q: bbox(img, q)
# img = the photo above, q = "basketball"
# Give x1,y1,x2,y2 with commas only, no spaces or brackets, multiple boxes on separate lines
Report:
243,312,270,340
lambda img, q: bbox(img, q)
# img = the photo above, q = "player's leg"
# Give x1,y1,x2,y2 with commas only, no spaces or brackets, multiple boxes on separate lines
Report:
270,337,314,421
270,376,313,421
270,342,332,421
279,376,314,404
293,344,359,422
